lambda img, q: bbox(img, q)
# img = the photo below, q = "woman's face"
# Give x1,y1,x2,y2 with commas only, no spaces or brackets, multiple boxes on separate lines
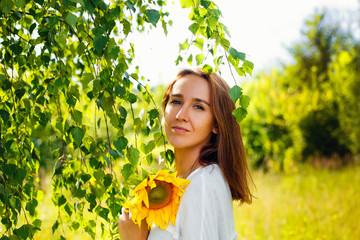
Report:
164,74,216,150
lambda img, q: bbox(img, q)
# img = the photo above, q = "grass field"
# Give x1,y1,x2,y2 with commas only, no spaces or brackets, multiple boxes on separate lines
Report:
234,165,360,240
2,164,359,239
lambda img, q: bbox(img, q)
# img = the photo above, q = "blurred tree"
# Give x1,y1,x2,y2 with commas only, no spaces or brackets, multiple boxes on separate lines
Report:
243,9,359,171
329,49,360,155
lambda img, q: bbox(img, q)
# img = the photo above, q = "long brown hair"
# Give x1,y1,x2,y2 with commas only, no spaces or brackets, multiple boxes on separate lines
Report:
162,69,253,204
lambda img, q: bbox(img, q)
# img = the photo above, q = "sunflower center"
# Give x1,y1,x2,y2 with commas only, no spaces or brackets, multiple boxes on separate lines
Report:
147,180,173,210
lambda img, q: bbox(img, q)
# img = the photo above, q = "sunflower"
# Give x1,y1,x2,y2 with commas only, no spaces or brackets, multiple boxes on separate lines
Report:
123,170,190,230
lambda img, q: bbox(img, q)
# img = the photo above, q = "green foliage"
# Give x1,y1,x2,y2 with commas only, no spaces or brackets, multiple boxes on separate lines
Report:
242,10,359,170
329,50,360,154
0,0,252,238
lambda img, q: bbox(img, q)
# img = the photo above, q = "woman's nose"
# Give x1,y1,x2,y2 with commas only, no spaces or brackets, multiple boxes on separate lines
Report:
175,107,189,122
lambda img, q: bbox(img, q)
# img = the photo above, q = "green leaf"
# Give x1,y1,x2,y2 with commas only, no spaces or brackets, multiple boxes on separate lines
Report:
232,107,247,123
71,127,85,147
195,53,204,65
144,140,155,154
104,155,111,166
187,54,193,65
86,193,97,211
127,93,137,103
175,55,183,65
81,173,91,183
194,37,204,50
202,64,213,74
39,112,49,127
180,0,192,8
84,226,95,239
108,45,120,60
119,105,127,118
15,88,25,101
188,23,200,34
15,0,26,8
64,203,73,216
165,149,174,165
73,188,86,198
13,225,30,239
2,164,17,176
23,182,35,198
1,217,11,229
92,26,105,37
72,109,83,125
65,13,77,27
98,207,110,221
220,38,230,50
85,0,95,13
121,19,131,35
29,23,37,34
179,39,189,51
0,184,9,204
94,36,108,55
101,97,113,112
228,85,242,103
14,167,26,185
33,219,42,229
58,195,66,206
121,163,134,180
80,73,94,88
146,9,160,27
0,0,14,15
94,169,105,181
9,196,21,212
103,174,113,188
115,86,126,99
52,220,59,233
111,5,120,17
114,136,128,151
35,0,44,6
229,47,246,61
127,147,139,166
242,60,254,75
0,109,10,123
148,109,159,120
66,96,77,107
240,95,250,109
109,112,120,128
10,43,23,55
25,198,38,216
72,222,80,230
207,16,218,29
89,157,100,169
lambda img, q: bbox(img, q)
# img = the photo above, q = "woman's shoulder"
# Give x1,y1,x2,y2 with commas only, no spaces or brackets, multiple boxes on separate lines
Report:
184,164,230,197
187,164,223,183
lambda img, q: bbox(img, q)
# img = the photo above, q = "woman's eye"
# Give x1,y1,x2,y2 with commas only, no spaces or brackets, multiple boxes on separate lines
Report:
170,100,181,105
194,104,204,110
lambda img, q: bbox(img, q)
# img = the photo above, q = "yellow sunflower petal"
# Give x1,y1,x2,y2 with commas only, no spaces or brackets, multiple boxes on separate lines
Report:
134,178,148,192
124,170,190,230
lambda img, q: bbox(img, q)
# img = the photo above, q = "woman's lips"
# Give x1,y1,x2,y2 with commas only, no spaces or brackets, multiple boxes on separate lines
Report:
172,126,189,133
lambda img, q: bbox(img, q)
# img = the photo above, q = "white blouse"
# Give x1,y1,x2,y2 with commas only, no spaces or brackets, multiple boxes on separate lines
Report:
147,164,238,240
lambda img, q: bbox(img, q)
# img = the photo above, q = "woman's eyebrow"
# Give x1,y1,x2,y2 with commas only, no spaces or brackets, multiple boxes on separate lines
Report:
170,94,183,98
194,98,210,106
170,94,210,106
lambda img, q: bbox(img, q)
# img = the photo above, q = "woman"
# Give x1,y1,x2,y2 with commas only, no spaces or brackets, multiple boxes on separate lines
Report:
118,69,253,239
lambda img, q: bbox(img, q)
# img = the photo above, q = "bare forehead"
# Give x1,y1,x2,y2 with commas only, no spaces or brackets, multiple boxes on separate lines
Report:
171,75,210,100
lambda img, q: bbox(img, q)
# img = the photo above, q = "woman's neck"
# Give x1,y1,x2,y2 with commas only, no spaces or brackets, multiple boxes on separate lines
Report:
174,147,202,178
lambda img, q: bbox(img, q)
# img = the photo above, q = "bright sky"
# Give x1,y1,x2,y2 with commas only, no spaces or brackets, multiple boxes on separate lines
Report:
130,0,360,86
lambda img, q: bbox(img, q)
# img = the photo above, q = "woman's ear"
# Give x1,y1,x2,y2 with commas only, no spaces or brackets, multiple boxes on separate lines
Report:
212,125,218,134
